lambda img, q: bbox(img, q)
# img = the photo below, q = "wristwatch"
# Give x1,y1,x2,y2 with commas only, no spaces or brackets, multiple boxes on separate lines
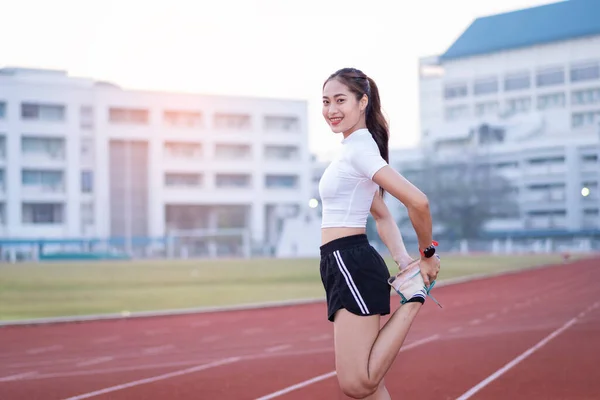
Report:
420,241,438,259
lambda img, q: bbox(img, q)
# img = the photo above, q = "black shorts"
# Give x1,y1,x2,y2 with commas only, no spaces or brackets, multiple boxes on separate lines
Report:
319,234,391,322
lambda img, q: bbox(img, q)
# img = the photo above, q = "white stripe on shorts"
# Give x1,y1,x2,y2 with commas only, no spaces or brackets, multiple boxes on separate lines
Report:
333,250,370,314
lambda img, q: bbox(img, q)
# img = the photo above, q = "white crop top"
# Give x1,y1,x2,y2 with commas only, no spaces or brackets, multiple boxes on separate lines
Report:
318,128,388,228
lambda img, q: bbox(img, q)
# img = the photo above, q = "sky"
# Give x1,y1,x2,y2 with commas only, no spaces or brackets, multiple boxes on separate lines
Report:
1,0,558,160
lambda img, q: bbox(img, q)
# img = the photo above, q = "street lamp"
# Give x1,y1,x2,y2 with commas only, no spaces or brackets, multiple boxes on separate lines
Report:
308,198,319,209
581,187,590,197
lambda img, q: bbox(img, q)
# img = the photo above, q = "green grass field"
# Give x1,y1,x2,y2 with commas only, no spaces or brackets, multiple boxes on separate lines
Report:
0,254,570,321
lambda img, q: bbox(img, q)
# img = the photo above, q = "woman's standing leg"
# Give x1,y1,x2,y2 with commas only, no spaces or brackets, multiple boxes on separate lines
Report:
363,379,391,400
333,302,422,399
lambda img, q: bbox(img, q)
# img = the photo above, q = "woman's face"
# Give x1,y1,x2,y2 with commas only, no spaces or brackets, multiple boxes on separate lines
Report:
322,78,367,135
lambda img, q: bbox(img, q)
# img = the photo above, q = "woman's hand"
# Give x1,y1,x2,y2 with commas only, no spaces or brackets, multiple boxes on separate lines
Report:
419,254,441,288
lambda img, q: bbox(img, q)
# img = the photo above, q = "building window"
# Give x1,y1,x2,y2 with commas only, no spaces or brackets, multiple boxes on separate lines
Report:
526,183,566,202
163,110,203,128
21,102,66,121
506,97,531,114
475,101,498,117
0,136,5,160
264,145,299,160
22,203,64,224
80,138,94,161
537,93,565,110
536,67,565,87
109,107,149,125
582,208,599,228
215,174,251,188
525,209,566,229
80,106,94,129
21,136,65,160
81,203,94,226
214,113,251,130
445,104,469,121
81,170,93,193
504,72,531,91
264,116,299,132
0,102,5,119
165,173,203,188
163,142,202,159
473,78,498,96
572,111,600,128
214,144,251,160
265,175,298,189
0,169,4,191
22,169,64,191
444,83,468,99
570,61,600,83
582,181,598,200
572,88,600,105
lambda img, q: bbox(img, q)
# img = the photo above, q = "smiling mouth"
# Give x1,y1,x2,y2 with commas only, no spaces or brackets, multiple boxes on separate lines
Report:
330,117,343,126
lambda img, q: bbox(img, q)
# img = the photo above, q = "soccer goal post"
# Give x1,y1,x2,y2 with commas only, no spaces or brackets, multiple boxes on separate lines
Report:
166,228,252,259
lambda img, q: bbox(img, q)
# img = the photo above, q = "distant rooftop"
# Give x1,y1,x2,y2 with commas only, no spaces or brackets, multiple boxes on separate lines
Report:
441,0,600,61
0,67,67,77
0,66,121,89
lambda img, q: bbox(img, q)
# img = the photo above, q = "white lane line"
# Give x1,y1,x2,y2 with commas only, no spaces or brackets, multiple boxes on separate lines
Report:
448,327,463,334
63,357,240,400
469,319,482,326
243,328,265,335
142,345,174,355
144,328,170,336
92,336,120,344
486,313,497,319
265,345,291,353
190,320,211,327
7,347,335,381
76,357,114,367
26,345,63,355
254,334,439,400
202,335,219,343
455,316,580,400
0,371,37,382
256,371,337,400
309,334,331,342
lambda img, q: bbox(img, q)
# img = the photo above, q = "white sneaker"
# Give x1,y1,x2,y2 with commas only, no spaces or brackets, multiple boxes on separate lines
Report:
388,258,442,308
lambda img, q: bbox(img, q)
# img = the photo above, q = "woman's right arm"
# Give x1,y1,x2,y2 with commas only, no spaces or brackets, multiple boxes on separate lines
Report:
371,166,439,286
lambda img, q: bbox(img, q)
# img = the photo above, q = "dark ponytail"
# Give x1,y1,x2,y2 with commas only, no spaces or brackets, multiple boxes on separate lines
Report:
324,68,390,195
365,77,389,166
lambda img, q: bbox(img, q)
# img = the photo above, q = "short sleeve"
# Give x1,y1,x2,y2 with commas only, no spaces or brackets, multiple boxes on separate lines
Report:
349,141,388,179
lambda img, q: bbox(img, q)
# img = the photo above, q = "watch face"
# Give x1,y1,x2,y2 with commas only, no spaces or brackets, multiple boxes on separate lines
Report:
424,247,436,257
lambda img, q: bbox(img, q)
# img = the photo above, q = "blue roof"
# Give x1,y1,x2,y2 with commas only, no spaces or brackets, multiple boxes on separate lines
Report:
441,0,600,61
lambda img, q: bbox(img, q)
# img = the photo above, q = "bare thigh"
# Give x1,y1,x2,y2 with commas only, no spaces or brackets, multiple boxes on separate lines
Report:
333,309,381,389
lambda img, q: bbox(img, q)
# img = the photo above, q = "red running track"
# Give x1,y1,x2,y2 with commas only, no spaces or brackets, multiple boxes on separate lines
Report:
0,256,599,400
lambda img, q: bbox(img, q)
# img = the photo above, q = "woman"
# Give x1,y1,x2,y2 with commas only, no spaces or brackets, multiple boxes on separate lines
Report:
318,67,441,399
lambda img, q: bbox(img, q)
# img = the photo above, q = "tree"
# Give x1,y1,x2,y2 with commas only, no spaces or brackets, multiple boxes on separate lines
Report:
399,157,519,239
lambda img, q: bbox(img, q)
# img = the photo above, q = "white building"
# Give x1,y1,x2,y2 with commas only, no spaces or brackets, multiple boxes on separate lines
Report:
393,0,600,240
301,1,600,255
419,0,600,147
0,67,311,256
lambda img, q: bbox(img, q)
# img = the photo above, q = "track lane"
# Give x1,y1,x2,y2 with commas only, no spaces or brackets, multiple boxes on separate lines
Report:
255,258,599,399
461,300,600,400
0,257,597,400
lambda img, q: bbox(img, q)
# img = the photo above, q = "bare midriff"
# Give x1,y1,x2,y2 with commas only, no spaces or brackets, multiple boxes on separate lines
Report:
321,227,366,246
